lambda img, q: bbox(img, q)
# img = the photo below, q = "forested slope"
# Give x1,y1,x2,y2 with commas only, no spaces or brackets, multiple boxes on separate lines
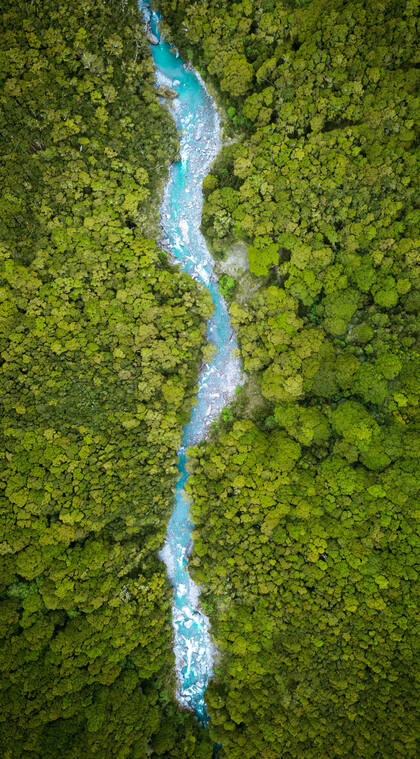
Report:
0,1,213,756
157,1,419,757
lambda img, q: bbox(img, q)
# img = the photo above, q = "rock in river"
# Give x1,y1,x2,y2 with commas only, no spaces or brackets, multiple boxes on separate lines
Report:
157,84,178,99
147,31,159,45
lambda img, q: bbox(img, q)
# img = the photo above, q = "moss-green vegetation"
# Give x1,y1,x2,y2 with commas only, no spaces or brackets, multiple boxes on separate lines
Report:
157,0,419,756
0,1,214,756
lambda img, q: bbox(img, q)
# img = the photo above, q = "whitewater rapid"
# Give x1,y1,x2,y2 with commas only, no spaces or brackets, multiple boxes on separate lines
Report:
138,1,242,723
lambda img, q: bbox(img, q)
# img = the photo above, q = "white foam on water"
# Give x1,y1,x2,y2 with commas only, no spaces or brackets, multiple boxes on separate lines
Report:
138,0,243,724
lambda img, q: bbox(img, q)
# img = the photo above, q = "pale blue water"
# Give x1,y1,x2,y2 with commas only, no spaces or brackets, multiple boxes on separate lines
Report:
138,1,242,724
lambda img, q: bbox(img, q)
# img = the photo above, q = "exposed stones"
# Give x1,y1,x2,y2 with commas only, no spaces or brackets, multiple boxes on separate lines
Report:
147,31,159,45
157,84,178,99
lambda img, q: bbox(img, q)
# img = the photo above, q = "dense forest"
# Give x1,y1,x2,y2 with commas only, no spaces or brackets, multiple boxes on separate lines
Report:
156,0,419,757
1,0,418,757
0,1,213,756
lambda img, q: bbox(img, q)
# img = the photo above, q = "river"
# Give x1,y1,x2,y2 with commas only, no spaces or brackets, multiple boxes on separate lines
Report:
138,1,242,725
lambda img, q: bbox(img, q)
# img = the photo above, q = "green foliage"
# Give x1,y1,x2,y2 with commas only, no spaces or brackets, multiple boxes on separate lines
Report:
275,404,331,446
219,54,254,97
0,1,212,756
156,0,419,757
219,274,236,298
248,236,279,277
2,0,418,755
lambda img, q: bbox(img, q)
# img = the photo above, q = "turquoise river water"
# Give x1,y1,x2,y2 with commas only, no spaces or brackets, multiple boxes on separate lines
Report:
138,1,242,725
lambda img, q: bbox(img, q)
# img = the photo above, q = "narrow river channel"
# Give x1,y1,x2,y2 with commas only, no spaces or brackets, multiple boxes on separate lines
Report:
138,1,242,725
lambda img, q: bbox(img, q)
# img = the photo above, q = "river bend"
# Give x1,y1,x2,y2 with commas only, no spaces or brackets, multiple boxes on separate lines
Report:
138,1,241,723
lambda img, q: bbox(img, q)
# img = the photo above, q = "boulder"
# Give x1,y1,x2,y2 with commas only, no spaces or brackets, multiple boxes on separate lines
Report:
157,85,178,100
147,32,159,45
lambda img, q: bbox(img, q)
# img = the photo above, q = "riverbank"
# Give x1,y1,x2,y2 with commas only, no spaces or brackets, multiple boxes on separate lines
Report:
0,1,214,756
151,2,419,758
